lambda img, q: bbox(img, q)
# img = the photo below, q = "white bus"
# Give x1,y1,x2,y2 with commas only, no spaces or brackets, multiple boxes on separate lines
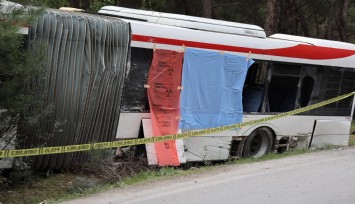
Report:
98,6,355,163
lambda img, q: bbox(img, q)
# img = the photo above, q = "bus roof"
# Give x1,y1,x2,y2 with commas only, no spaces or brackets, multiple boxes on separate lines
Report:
99,6,266,38
96,6,355,68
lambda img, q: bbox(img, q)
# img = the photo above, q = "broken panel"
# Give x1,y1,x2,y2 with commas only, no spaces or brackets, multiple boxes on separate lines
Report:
183,136,232,162
121,47,153,112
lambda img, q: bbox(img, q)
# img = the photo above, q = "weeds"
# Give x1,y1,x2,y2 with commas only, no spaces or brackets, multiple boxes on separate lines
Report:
0,143,353,204
77,149,156,183
349,122,355,146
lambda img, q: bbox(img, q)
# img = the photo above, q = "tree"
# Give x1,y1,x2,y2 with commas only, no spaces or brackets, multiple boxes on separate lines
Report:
0,2,51,154
202,0,213,18
334,0,350,41
264,0,281,36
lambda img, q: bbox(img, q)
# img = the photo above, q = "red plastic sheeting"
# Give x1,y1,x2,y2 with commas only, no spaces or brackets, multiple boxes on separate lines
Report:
147,49,183,166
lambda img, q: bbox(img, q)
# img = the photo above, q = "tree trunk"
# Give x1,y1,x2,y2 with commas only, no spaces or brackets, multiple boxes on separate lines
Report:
202,0,212,18
264,0,281,36
334,0,350,41
290,0,310,36
323,16,333,40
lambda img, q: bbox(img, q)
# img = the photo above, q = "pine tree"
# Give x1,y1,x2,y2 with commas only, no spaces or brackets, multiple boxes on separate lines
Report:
0,2,50,152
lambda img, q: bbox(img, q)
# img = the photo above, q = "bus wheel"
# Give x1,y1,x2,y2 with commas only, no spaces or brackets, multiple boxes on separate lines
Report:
242,127,273,158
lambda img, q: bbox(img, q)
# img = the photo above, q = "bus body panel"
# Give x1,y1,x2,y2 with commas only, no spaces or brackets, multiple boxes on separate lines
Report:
119,19,355,68
100,6,355,160
311,120,351,147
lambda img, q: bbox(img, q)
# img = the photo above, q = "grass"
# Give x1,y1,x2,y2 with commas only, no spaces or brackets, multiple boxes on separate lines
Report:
121,167,181,185
0,173,99,204
54,167,188,203
0,165,190,204
349,122,355,146
0,146,346,204
2,126,355,204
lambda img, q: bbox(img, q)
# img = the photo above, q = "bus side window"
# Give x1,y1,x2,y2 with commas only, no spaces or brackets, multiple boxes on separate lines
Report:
299,76,315,107
267,63,301,112
242,62,268,113
337,69,355,109
314,67,355,116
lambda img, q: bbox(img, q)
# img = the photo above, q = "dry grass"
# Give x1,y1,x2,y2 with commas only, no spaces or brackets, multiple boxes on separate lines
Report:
79,154,156,183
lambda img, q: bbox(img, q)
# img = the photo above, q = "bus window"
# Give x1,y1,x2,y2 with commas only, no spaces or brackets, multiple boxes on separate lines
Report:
242,62,268,112
268,63,301,112
315,67,355,116
324,68,342,108
337,69,355,109
299,76,315,107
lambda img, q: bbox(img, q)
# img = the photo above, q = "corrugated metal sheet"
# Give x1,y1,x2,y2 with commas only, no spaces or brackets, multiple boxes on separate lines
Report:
27,10,130,170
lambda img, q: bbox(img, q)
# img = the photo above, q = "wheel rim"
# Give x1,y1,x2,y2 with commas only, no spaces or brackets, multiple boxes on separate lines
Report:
249,131,268,157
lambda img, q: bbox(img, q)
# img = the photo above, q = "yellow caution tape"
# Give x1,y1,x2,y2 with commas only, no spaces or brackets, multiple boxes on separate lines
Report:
1,91,354,159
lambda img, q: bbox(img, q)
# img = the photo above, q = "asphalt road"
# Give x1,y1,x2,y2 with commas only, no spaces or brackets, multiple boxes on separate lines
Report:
63,147,355,204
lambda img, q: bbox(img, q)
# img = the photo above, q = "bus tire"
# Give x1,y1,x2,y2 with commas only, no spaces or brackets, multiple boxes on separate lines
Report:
242,127,274,158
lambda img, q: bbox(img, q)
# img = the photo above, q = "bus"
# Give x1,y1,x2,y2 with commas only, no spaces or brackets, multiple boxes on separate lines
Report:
98,6,355,163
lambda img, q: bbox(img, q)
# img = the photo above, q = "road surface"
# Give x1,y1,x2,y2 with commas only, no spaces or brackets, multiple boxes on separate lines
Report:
62,147,355,204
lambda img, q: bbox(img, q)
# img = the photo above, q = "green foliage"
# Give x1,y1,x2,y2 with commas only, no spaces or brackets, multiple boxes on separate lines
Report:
349,135,355,146
0,157,33,192
120,167,180,186
11,0,67,8
140,0,152,10
349,123,355,146
0,169,8,187
7,158,32,185
88,0,115,12
0,3,54,157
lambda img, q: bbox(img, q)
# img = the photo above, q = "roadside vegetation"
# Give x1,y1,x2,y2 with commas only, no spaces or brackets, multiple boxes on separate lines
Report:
1,139,353,204
349,122,355,146
1,122,354,204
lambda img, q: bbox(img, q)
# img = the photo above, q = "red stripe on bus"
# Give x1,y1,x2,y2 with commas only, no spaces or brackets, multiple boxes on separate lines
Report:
132,34,355,60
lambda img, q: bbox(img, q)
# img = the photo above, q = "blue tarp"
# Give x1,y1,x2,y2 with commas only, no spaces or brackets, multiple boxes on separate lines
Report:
179,48,254,131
